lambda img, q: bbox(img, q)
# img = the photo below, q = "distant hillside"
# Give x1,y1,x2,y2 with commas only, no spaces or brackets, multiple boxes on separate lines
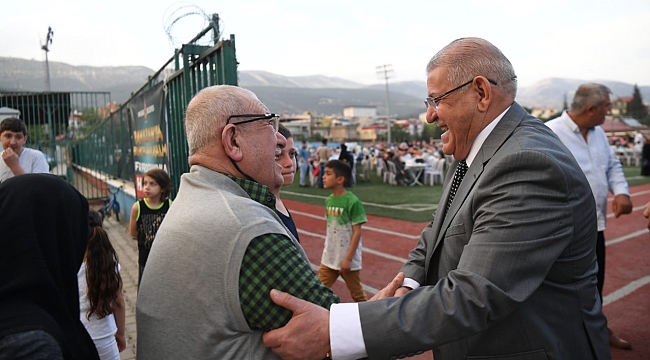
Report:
248,86,423,118
239,70,365,89
0,57,155,103
1,57,648,116
364,81,427,100
516,78,650,109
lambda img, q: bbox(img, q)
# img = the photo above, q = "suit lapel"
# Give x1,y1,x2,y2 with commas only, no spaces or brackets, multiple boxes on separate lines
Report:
424,161,456,270
428,103,528,259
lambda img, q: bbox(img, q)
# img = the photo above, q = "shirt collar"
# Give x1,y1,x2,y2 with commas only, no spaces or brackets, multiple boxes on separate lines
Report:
465,106,510,167
561,110,587,134
224,174,277,209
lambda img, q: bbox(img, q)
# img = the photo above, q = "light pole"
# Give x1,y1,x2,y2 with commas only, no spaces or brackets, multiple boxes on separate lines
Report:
376,64,394,145
41,27,56,162
42,27,54,92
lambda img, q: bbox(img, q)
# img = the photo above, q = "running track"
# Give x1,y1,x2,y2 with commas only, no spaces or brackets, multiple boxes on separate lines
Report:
285,183,650,359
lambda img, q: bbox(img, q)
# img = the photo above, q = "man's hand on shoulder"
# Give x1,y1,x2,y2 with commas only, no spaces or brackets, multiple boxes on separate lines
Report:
263,289,330,360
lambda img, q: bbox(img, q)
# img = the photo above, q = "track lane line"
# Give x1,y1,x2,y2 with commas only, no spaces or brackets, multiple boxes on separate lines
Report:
299,228,409,263
603,275,650,307
292,209,421,240
606,229,649,246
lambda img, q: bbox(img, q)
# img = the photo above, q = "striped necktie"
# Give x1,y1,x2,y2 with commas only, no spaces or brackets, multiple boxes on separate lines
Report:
445,160,468,213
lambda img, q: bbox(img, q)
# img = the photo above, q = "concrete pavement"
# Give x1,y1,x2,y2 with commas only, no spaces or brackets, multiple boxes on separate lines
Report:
103,216,138,360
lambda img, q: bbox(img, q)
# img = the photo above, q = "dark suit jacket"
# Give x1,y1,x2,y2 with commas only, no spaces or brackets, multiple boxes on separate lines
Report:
357,103,610,360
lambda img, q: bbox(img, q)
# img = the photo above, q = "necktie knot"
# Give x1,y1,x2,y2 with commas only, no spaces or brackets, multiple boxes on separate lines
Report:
445,160,468,213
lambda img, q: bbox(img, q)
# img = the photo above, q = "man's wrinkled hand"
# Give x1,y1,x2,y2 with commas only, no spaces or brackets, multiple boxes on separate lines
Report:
370,272,406,301
263,290,330,360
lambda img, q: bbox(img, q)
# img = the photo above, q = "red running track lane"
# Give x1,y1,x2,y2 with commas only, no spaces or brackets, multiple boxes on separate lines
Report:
283,182,650,360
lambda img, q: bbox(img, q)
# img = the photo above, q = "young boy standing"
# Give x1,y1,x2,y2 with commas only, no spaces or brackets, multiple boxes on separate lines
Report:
0,117,49,183
318,159,368,302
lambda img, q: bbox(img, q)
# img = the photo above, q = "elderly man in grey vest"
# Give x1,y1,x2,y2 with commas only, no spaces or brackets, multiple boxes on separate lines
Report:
136,85,339,359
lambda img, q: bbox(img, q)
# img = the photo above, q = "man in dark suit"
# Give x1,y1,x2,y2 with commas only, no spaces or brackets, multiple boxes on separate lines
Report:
263,38,610,360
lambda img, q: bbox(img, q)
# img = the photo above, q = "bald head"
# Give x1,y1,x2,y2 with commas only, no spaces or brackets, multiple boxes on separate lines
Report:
426,37,518,99
185,85,268,156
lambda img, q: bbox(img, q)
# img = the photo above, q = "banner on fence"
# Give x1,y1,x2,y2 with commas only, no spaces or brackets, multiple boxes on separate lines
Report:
127,82,169,198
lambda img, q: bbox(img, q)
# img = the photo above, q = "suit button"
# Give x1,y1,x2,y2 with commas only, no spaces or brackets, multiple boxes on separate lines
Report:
407,353,415,357
415,350,424,355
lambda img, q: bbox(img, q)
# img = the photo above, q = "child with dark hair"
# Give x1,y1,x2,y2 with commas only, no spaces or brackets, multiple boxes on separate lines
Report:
0,117,49,182
274,125,300,241
79,209,126,359
129,169,173,286
318,160,368,301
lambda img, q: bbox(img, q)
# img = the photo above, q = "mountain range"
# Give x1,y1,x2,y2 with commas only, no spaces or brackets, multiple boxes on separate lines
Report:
1,57,648,118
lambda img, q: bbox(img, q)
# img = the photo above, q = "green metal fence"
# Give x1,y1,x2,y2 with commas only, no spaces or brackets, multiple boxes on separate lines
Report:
0,91,115,200
166,31,238,193
90,13,238,196
1,13,238,200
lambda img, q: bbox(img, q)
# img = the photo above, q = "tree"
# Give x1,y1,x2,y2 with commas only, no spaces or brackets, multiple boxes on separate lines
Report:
562,93,569,112
628,84,647,120
420,122,442,141
390,123,410,144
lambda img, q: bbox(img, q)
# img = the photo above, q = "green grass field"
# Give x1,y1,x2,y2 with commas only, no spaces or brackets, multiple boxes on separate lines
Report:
281,166,650,223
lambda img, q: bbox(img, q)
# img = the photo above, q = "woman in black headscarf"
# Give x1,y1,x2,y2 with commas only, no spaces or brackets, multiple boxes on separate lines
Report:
0,174,99,360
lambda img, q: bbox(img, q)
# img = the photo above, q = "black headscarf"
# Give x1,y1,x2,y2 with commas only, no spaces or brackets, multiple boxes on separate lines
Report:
339,143,354,166
0,174,99,359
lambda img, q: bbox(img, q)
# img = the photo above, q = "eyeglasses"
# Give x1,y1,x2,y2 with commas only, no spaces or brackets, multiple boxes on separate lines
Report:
226,113,280,132
424,78,498,112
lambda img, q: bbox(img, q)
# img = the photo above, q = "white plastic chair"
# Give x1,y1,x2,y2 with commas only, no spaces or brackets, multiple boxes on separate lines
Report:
424,158,445,185
384,160,397,185
308,162,316,186
376,157,385,177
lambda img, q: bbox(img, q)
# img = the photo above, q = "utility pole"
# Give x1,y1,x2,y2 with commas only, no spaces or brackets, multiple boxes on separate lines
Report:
41,27,56,163
376,64,394,145
42,27,54,91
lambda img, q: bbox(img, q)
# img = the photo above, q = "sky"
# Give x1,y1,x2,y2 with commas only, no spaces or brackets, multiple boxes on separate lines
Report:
3,0,650,88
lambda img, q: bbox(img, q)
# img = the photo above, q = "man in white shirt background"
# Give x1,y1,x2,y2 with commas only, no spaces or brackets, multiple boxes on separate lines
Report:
546,83,633,350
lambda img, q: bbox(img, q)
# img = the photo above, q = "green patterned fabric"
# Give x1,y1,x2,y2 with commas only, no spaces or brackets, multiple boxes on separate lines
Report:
228,175,340,330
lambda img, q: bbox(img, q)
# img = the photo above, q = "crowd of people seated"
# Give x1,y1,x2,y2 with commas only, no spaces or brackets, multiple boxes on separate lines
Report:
302,139,449,187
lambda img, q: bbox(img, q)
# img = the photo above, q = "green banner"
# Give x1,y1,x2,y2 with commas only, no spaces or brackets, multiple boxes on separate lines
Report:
128,82,169,198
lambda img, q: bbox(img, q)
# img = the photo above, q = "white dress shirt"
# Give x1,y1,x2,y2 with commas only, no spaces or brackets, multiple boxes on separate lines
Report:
329,107,510,360
546,111,629,231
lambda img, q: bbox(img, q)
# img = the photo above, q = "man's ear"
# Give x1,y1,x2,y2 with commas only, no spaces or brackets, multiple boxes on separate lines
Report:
475,76,493,112
587,105,598,114
221,124,243,161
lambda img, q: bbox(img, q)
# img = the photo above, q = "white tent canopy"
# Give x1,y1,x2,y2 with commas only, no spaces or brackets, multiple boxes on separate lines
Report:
0,107,20,121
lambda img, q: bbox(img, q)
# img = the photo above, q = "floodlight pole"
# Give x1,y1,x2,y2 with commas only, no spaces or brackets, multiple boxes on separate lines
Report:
376,64,394,145
41,27,56,162
42,27,54,92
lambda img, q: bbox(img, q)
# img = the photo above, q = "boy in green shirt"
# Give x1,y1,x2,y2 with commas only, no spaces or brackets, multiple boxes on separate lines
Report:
318,159,368,302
